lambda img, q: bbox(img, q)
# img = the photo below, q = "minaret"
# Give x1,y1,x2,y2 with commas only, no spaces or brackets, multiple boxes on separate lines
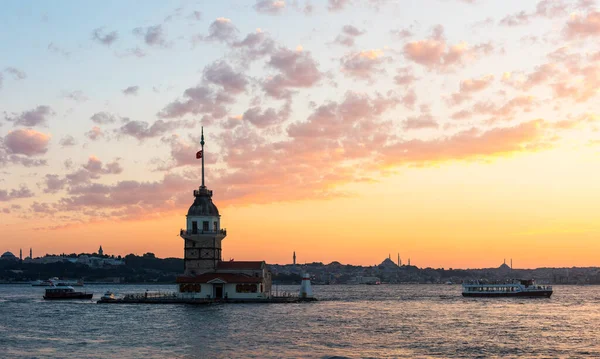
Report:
397,253,400,267
408,258,411,266
29,248,32,259
510,259,513,269
99,245,104,256
181,127,226,275
293,251,296,266
19,249,22,261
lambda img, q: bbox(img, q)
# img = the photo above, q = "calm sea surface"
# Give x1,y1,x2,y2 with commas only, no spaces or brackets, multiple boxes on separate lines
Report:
1,284,599,358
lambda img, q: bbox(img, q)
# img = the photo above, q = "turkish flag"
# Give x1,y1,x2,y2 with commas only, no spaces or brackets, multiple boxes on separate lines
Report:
196,150,202,159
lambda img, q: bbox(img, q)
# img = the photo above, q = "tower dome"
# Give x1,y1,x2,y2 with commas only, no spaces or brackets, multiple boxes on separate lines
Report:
187,187,220,216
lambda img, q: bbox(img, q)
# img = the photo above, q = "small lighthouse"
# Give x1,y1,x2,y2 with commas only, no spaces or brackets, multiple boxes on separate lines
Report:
299,272,313,299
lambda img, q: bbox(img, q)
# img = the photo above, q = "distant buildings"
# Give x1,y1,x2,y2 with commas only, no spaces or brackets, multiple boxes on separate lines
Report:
1,246,124,267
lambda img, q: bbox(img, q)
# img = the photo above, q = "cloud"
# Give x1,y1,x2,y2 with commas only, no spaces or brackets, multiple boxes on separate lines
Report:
55,173,197,220
150,135,213,171
334,25,365,46
4,105,54,127
328,0,351,12
59,135,77,147
83,156,123,175
122,86,139,95
231,30,276,61
243,101,291,128
455,95,537,121
62,90,88,102
4,67,27,80
254,0,286,15
85,126,105,141
394,67,417,87
3,129,50,156
0,185,34,202
340,49,387,80
90,112,120,124
499,11,530,26
565,11,600,39
133,25,169,47
203,61,248,94
403,25,492,70
116,119,196,140
447,74,495,105
43,174,68,193
118,47,147,58
92,28,118,45
158,85,232,119
203,18,239,43
382,120,548,165
263,47,322,98
47,42,70,57
403,113,439,130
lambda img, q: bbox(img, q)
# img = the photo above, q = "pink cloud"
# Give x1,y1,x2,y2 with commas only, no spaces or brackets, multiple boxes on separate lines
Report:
340,49,386,80
203,18,238,43
231,30,276,61
158,85,232,119
0,185,34,202
499,11,530,26
263,47,322,98
5,105,54,127
565,11,600,38
85,126,105,141
404,25,492,70
254,0,286,15
203,61,248,94
328,0,352,12
403,113,439,130
448,74,494,105
3,129,50,156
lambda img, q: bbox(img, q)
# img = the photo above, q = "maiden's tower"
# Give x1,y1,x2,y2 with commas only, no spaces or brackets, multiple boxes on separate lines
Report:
176,128,272,300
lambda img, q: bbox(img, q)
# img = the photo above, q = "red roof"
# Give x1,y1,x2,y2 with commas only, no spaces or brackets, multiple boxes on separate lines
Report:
216,261,265,270
177,272,263,284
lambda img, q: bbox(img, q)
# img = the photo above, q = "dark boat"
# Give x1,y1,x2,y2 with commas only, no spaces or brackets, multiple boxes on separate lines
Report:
462,279,552,298
43,285,93,300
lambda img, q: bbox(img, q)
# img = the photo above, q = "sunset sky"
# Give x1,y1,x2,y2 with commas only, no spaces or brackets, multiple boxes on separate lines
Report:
2,0,600,268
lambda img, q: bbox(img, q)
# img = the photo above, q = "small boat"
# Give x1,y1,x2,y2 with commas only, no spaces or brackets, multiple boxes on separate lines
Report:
462,279,552,298
43,285,93,300
100,291,118,302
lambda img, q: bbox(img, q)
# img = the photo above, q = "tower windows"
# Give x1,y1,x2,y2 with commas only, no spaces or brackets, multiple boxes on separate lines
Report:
192,221,198,234
213,221,218,232
203,221,209,232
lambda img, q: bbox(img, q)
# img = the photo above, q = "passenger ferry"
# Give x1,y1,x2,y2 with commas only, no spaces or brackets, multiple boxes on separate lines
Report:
462,279,552,298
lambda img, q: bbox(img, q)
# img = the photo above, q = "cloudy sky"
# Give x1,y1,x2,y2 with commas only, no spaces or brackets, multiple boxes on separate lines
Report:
2,0,600,268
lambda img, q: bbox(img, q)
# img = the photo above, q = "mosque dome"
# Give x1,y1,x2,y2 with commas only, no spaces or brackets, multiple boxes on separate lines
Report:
1,251,17,260
187,187,220,217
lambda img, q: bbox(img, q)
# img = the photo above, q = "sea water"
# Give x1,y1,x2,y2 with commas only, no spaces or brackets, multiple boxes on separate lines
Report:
1,284,599,358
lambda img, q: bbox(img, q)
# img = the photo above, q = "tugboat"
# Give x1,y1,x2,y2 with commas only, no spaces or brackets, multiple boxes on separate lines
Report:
43,285,93,300
462,279,552,298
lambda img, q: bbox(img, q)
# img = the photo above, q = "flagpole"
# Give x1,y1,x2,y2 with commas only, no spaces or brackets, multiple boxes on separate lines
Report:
201,127,205,188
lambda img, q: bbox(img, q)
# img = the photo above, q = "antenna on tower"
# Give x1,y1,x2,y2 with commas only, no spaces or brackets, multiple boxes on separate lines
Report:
200,127,205,188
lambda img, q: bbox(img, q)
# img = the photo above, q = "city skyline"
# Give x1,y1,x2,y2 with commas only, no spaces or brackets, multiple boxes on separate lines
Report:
2,0,600,268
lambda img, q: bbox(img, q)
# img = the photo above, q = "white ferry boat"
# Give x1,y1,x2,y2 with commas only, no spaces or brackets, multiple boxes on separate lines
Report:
462,279,552,298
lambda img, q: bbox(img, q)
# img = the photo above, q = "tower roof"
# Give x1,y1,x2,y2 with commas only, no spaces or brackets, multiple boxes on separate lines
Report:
187,186,220,216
